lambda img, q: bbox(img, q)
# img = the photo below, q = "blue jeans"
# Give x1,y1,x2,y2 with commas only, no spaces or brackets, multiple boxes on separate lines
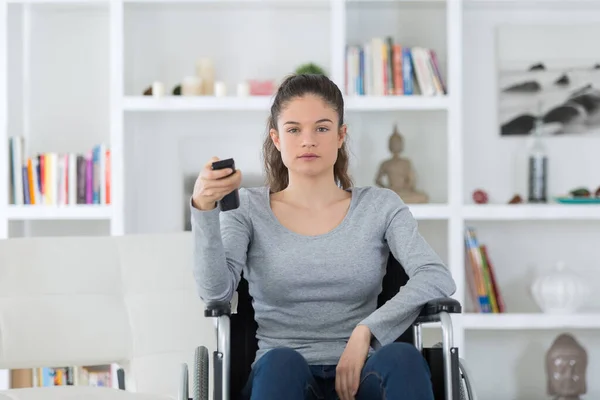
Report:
240,342,434,400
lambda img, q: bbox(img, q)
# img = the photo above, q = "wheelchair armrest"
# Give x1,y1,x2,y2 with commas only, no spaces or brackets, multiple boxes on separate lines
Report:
417,297,461,319
204,292,239,317
204,302,231,317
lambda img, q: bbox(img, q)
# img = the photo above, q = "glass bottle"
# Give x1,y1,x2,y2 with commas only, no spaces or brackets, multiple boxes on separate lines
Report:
527,113,548,203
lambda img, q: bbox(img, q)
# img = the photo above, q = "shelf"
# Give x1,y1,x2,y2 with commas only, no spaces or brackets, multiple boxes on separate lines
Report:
123,95,449,112
123,96,273,111
122,0,330,6
345,96,449,111
6,205,112,220
346,0,447,6
7,0,106,3
464,0,600,7
6,0,324,3
7,0,589,8
462,204,600,221
463,313,600,330
408,204,450,220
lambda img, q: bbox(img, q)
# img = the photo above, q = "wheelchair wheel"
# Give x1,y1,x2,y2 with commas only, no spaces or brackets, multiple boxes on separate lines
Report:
178,363,189,400
459,357,477,400
193,345,209,400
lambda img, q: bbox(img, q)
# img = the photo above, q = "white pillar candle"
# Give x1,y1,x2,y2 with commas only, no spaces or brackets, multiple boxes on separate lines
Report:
152,81,165,97
182,76,202,96
196,57,215,95
214,81,227,97
237,82,250,97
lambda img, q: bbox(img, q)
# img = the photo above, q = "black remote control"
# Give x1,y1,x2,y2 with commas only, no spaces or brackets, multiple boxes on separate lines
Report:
211,158,240,211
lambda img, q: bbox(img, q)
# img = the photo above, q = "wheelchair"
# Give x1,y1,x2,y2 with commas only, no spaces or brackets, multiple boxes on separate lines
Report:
180,254,477,400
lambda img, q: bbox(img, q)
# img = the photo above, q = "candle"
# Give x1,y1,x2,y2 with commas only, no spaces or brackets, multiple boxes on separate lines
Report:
237,82,250,97
196,58,215,95
152,81,165,97
182,76,202,96
214,81,227,97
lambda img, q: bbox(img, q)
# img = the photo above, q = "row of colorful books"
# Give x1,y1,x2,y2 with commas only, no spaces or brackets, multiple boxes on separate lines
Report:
8,135,111,206
37,366,112,387
465,226,506,313
10,365,115,389
345,36,446,97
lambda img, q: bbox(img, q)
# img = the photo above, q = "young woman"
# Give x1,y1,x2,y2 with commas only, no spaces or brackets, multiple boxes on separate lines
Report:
191,74,456,400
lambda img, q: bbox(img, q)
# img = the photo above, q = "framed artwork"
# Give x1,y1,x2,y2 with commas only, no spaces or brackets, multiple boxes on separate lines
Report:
497,24,600,136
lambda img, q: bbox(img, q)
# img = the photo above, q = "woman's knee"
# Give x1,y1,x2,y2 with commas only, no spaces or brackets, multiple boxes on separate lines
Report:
244,347,317,399
382,342,424,362
358,342,433,400
254,347,309,374
365,342,428,374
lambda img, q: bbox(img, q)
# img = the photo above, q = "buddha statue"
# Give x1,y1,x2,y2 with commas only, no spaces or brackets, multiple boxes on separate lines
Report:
545,333,588,400
374,125,428,203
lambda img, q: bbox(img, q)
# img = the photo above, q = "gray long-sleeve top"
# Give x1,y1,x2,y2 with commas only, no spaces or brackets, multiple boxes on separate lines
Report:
191,185,456,365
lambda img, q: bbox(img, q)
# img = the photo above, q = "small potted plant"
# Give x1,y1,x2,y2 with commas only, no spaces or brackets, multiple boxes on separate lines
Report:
295,62,327,76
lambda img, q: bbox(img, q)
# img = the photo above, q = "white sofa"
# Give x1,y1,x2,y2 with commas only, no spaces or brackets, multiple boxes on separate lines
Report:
0,232,217,400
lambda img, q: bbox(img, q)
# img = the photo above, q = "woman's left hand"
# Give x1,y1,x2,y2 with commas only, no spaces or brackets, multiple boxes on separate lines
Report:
335,325,372,400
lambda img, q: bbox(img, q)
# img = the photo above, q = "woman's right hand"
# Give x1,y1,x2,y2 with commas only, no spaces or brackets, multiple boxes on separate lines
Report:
192,157,242,210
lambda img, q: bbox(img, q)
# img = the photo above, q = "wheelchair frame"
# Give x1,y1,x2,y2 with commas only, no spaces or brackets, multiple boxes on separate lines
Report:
180,296,476,400
181,254,476,400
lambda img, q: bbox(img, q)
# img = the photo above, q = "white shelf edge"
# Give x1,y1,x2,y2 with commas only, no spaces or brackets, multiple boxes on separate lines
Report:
465,0,596,2
463,313,600,330
6,0,327,3
122,95,449,112
408,204,451,220
464,0,600,11
462,204,600,220
7,0,107,3
345,95,449,111
18,0,582,7
6,205,113,220
346,0,447,5
122,0,330,4
465,0,600,4
123,95,273,111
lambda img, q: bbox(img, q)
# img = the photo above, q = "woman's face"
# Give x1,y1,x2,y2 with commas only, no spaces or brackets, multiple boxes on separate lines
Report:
270,94,346,180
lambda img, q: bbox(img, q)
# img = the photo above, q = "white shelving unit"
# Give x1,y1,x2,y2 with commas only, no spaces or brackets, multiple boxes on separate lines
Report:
0,1,124,240
123,94,450,112
463,313,600,330
2,0,600,396
463,203,600,220
6,204,113,220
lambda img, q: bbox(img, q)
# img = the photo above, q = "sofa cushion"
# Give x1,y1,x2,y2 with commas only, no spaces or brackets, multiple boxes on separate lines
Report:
0,236,131,369
0,232,217,399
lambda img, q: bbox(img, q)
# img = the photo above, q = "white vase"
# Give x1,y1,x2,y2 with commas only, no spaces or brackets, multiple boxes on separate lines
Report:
530,261,589,314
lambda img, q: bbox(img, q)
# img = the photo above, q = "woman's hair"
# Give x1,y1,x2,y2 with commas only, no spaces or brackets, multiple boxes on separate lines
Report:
262,74,353,192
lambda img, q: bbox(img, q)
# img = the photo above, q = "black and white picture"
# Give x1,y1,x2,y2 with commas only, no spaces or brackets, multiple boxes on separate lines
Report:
497,24,600,136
